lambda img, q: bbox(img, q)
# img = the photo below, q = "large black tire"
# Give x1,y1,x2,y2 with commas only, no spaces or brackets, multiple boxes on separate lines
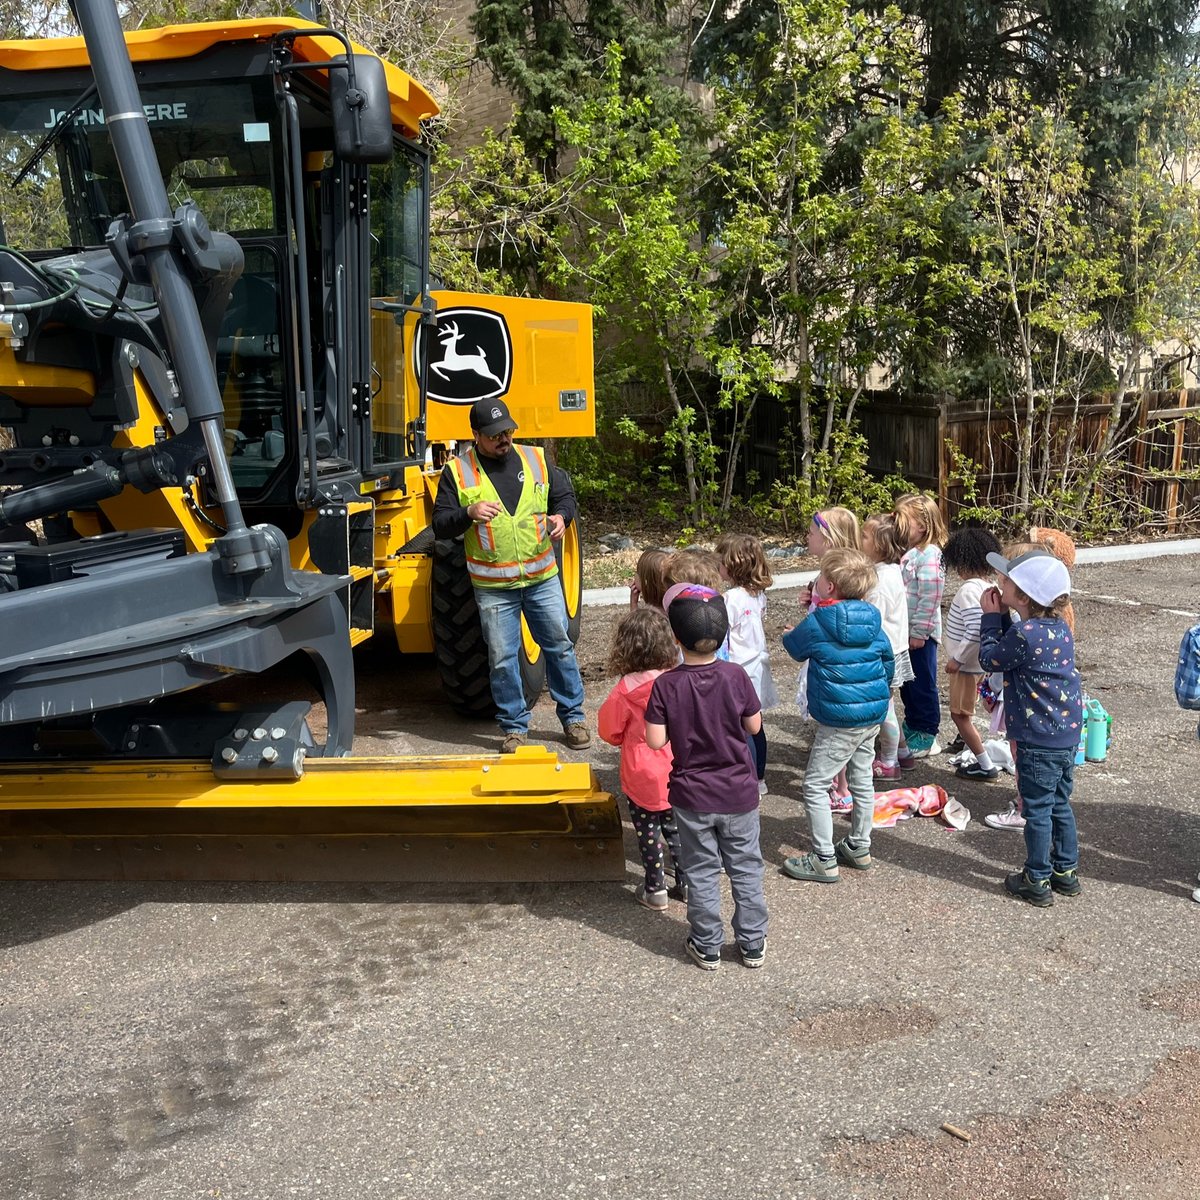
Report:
430,538,549,718
431,538,494,717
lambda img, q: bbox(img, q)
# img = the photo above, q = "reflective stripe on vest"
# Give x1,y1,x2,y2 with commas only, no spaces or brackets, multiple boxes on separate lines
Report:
451,445,559,589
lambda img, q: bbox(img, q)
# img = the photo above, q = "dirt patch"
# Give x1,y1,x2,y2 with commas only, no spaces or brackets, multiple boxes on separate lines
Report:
1144,982,1200,1022
790,1001,940,1054
829,1049,1200,1199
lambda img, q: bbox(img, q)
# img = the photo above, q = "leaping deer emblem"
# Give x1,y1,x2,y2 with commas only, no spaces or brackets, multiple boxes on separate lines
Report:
430,320,505,392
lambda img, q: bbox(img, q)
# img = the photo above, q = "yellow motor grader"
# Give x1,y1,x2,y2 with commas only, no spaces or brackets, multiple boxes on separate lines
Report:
0,2,620,881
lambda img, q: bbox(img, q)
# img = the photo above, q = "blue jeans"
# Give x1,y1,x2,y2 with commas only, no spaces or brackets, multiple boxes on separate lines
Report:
1015,744,1078,881
674,806,768,952
901,638,940,736
474,576,585,735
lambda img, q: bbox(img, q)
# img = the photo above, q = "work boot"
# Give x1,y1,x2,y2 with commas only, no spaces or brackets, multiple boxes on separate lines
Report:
500,732,527,754
563,722,591,749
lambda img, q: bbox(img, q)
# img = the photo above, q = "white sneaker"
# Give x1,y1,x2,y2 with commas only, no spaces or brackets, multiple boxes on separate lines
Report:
758,779,768,796
984,801,1026,830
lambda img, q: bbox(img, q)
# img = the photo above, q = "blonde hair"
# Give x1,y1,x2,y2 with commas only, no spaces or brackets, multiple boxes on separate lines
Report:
820,547,877,601
634,548,671,609
893,492,948,549
715,532,773,594
607,607,678,676
814,506,860,551
665,549,723,592
861,513,906,565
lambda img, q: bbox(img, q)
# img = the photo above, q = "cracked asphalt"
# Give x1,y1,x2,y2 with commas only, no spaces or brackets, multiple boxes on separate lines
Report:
1,551,1198,1199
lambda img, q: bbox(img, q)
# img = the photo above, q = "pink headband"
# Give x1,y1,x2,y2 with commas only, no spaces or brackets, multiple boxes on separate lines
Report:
663,582,719,610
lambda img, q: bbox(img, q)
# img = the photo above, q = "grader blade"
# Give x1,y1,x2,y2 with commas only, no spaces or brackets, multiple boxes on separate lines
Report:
0,748,624,883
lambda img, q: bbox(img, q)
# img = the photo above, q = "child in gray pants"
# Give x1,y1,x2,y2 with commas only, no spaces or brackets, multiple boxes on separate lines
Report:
779,548,894,882
645,584,767,969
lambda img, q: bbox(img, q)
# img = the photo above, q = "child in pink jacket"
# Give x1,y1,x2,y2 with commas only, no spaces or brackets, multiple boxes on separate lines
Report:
598,607,685,910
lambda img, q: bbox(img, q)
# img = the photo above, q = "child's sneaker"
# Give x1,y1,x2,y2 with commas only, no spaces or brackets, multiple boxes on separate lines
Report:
1050,868,1082,897
685,936,721,970
666,881,689,903
834,836,873,871
829,793,853,813
896,750,917,772
956,761,1001,781
1004,870,1053,907
781,852,840,883
945,733,966,755
984,801,1026,830
635,884,668,911
739,939,766,969
873,759,902,782
905,731,942,758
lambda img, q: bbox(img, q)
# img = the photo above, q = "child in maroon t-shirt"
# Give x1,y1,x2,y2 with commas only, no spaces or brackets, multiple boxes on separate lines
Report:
645,585,767,970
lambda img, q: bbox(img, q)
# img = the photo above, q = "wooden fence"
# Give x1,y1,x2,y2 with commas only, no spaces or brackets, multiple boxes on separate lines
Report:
611,379,1200,529
857,388,1200,529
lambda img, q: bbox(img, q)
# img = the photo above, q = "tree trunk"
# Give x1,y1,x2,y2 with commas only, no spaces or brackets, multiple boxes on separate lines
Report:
660,344,700,521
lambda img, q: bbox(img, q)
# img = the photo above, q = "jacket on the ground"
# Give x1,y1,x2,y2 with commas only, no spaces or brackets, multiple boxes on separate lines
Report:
782,599,895,728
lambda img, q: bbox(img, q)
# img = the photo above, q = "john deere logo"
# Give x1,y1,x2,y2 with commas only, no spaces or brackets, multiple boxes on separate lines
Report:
417,308,512,404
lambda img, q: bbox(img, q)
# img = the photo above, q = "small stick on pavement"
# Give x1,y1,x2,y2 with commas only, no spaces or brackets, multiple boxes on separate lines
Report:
941,1122,972,1143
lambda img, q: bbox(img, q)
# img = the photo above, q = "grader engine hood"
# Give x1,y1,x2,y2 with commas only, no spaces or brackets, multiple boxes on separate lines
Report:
415,292,595,444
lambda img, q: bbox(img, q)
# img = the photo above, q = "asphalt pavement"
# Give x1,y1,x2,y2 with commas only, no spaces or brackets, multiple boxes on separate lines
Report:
1,552,1199,1199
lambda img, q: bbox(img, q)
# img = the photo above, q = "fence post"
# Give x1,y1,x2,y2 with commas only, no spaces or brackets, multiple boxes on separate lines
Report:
1165,388,1190,532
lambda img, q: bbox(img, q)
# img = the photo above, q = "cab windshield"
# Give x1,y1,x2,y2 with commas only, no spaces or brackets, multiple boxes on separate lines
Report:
0,77,280,250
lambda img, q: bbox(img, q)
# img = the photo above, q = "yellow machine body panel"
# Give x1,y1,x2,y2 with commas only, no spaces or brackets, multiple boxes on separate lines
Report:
0,347,96,406
416,292,596,444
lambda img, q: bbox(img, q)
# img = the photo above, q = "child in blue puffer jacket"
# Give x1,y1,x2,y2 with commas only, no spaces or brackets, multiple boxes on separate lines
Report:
780,548,894,883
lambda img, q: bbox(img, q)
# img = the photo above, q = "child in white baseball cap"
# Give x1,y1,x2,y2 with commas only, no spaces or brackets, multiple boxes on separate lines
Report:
979,548,1084,907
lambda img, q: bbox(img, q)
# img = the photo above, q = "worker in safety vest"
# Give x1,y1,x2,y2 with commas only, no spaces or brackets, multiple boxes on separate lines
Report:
433,397,591,754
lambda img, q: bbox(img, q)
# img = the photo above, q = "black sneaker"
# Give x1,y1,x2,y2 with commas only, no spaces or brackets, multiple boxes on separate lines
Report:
956,761,1001,781
945,733,966,755
667,882,689,902
1005,870,1053,907
1050,868,1082,897
739,939,766,969
684,936,720,971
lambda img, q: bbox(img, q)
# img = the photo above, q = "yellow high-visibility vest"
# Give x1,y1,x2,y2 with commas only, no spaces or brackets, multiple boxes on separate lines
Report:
449,445,559,589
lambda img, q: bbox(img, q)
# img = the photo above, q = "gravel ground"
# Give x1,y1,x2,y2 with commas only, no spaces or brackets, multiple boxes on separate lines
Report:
1,552,1198,1199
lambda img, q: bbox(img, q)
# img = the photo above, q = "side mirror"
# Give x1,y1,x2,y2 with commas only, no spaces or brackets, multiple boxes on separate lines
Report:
330,54,394,164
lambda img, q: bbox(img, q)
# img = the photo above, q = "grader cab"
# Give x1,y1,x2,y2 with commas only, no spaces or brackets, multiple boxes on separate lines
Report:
0,2,620,881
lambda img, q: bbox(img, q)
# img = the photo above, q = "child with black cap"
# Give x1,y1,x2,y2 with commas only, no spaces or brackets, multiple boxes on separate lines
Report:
644,584,767,970
980,548,1084,906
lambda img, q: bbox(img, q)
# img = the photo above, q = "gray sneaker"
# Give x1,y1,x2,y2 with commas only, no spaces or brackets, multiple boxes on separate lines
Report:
635,884,668,911
781,853,840,883
834,837,873,871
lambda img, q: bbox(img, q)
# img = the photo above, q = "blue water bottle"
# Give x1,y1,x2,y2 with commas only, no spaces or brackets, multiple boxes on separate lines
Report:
1085,698,1109,761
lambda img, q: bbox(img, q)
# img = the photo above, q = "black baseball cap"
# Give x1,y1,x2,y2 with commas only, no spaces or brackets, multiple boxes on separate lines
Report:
469,398,518,437
666,584,729,653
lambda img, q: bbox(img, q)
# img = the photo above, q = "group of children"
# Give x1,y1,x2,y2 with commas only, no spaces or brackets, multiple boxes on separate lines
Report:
597,497,1085,970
